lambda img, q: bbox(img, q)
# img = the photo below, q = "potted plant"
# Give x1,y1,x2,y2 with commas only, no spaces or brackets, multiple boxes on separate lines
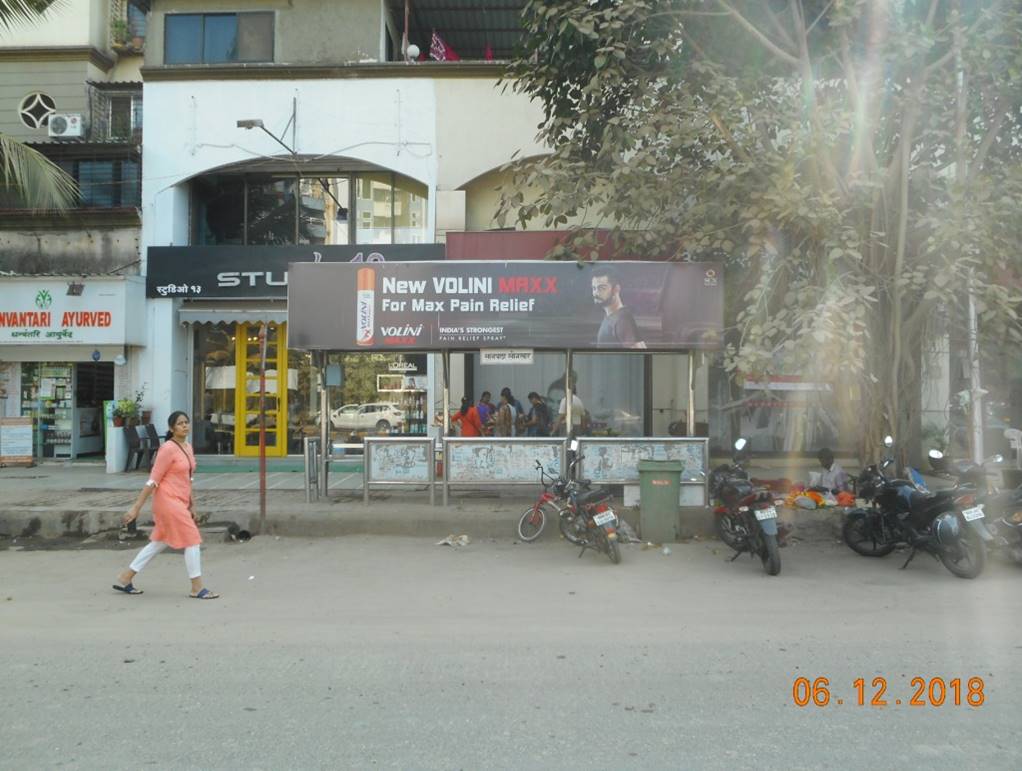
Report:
113,398,137,427
111,19,128,46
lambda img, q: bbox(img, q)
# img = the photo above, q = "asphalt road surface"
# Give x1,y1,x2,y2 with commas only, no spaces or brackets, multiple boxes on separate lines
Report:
1,534,1020,770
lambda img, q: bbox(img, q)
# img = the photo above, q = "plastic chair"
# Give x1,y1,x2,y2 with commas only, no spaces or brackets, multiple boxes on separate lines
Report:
123,425,146,471
144,424,163,467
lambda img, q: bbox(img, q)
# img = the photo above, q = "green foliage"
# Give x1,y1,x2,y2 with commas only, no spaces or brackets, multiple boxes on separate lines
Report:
0,0,64,31
501,0,1022,455
114,398,138,419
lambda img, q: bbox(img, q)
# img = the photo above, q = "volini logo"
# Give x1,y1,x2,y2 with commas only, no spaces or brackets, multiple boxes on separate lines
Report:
381,325,423,337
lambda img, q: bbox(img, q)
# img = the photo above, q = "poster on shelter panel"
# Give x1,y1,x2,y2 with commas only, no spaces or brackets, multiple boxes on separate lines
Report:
287,261,723,352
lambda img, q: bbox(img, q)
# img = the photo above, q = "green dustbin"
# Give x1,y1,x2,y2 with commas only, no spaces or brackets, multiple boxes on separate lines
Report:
637,459,684,543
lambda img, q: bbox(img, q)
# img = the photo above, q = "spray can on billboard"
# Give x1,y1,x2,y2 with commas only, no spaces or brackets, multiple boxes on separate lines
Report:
356,268,375,346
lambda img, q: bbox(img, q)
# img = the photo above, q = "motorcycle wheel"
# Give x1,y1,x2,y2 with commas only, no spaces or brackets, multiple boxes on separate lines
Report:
604,533,621,564
760,533,781,576
842,514,896,557
517,503,549,542
558,509,586,545
714,512,745,552
938,525,987,579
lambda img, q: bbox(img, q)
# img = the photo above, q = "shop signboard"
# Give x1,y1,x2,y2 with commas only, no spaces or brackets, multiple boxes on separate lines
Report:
288,261,723,352
0,416,35,466
0,278,145,346
146,244,445,299
480,349,534,365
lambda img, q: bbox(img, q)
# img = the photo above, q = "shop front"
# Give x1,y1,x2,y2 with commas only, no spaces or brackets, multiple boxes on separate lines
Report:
0,276,145,460
146,244,443,457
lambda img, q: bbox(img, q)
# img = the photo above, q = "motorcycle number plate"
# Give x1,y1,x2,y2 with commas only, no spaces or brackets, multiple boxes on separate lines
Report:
754,506,777,521
593,511,616,527
961,506,985,521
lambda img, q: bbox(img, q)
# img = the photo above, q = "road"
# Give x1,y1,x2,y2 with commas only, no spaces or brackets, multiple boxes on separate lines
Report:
1,533,1020,770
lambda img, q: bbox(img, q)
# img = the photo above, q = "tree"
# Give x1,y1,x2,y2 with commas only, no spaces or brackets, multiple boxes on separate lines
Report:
0,0,77,210
500,0,1022,460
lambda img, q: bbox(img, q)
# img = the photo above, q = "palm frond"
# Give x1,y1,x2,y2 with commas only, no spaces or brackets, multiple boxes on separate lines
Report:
0,132,78,210
0,0,66,31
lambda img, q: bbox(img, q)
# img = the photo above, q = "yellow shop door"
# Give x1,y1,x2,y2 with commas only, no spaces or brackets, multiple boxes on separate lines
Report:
234,322,288,457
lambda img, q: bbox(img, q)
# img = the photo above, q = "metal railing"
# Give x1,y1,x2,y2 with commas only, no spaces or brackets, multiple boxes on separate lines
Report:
363,436,435,505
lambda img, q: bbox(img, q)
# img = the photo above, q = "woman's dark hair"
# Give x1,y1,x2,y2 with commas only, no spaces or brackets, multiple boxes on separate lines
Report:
165,411,190,441
459,396,473,416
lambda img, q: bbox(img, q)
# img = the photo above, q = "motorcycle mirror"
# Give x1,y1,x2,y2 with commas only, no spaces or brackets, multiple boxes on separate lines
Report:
881,458,893,470
883,436,894,448
928,449,944,460
569,439,579,453
734,438,748,452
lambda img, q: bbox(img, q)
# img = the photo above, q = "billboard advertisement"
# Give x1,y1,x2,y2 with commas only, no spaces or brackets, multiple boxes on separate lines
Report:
287,260,723,352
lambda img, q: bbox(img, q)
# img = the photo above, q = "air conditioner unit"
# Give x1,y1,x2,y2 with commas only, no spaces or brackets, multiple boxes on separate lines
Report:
47,113,84,139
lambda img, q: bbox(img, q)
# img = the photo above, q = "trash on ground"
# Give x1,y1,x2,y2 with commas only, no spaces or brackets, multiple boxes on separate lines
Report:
435,534,470,547
616,520,640,543
661,546,672,556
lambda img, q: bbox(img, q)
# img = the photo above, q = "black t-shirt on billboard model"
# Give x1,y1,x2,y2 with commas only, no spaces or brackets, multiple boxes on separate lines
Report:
597,306,641,346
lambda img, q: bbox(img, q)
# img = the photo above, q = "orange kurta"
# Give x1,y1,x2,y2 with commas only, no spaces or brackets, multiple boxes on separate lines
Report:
147,441,201,549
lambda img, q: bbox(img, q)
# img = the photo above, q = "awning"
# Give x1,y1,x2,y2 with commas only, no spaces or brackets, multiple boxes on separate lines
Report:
178,306,288,325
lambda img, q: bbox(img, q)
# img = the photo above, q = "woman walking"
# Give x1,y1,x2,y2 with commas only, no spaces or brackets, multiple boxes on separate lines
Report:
113,411,220,599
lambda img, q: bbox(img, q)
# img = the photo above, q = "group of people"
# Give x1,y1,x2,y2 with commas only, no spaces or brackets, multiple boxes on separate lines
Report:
447,384,586,438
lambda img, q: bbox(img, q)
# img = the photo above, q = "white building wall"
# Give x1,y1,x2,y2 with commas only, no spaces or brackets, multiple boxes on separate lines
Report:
142,76,543,431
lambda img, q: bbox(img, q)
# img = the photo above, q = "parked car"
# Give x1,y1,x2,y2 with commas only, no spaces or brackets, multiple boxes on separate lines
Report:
330,402,404,432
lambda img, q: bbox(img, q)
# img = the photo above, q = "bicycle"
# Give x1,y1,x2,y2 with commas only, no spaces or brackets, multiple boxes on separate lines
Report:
517,460,569,542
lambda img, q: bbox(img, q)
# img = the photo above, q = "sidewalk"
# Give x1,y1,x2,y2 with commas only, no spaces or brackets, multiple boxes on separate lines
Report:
0,457,847,542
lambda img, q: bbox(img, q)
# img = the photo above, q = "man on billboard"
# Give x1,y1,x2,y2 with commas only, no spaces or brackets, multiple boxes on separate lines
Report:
591,267,647,349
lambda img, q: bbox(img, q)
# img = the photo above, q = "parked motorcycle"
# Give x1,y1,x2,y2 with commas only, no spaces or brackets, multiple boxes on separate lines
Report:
927,450,1022,565
710,438,782,576
842,437,988,578
520,442,622,564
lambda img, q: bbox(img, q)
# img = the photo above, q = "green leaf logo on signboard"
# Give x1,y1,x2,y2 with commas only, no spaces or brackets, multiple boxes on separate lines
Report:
35,289,53,310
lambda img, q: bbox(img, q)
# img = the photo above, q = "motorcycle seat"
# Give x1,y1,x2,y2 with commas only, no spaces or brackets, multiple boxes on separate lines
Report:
576,487,612,507
907,490,956,517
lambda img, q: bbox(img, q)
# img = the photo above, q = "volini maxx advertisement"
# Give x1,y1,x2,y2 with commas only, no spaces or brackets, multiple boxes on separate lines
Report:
287,261,723,352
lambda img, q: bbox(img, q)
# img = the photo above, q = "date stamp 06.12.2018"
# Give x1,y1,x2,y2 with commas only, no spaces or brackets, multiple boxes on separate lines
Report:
792,676,987,708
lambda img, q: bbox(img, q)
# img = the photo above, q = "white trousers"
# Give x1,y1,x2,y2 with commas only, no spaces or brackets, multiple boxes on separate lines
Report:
129,541,202,579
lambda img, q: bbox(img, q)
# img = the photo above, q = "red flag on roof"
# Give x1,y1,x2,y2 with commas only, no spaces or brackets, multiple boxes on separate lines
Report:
430,30,461,61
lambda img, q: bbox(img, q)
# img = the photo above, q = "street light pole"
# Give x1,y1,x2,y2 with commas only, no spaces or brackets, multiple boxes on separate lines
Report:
236,113,298,529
